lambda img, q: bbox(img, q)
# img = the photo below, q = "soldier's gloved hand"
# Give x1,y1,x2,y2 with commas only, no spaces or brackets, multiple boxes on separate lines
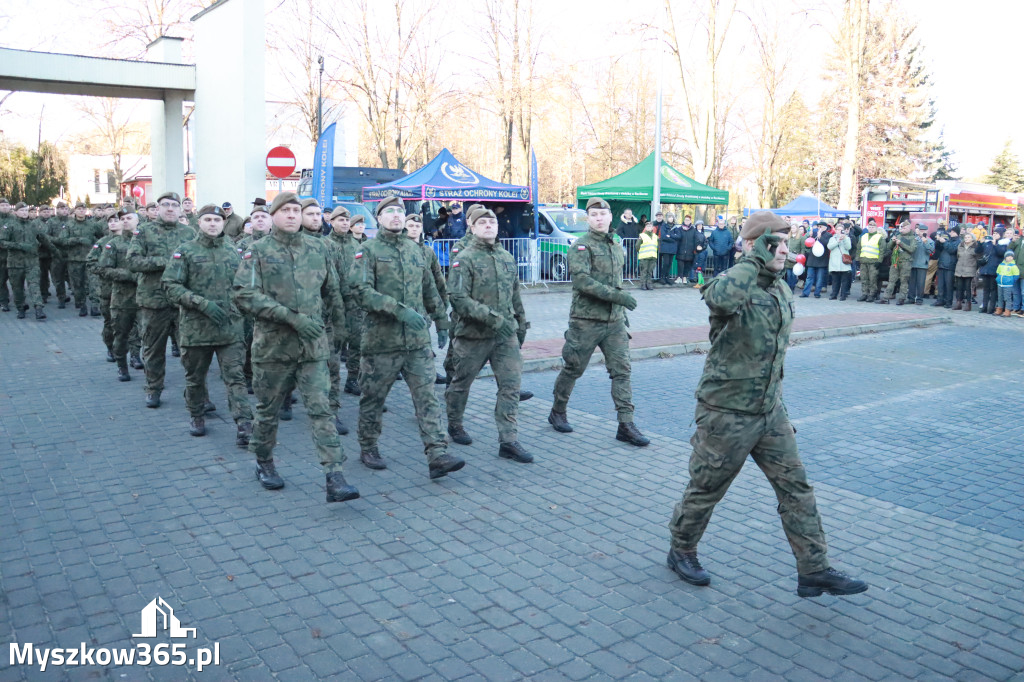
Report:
395,306,427,331
293,314,325,341
495,317,517,340
202,301,230,326
437,330,448,349
516,326,527,347
612,290,638,310
751,232,783,266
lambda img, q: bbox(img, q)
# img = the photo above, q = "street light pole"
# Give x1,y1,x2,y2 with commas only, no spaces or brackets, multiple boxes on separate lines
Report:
317,55,324,142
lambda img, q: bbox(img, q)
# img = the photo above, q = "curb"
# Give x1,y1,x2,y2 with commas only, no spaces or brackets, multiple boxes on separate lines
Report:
479,315,952,377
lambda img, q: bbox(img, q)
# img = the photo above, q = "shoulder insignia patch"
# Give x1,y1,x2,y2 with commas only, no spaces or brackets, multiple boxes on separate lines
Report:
104,243,113,249
172,252,182,259
243,251,252,260
452,261,460,267
577,245,587,250
92,244,99,248
452,247,460,254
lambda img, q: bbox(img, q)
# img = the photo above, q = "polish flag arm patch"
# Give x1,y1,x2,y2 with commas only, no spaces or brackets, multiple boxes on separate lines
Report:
577,245,587,250
172,252,182,259
243,251,252,260
354,252,363,259
452,261,460,267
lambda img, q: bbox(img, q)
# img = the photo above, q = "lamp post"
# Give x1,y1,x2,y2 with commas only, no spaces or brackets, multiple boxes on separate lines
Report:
317,55,324,142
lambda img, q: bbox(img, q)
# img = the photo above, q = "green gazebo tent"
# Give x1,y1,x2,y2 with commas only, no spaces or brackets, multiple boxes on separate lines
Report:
575,153,729,224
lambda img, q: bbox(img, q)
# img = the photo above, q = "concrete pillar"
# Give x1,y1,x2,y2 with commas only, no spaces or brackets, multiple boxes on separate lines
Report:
146,37,186,200
192,0,265,209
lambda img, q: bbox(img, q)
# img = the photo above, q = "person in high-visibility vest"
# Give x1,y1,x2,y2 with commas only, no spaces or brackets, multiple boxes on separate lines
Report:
637,222,659,290
856,218,887,301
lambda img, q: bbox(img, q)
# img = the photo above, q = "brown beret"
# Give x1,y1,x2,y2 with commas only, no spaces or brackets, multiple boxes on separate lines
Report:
405,214,422,223
465,203,483,217
739,211,790,240
156,191,181,204
586,197,611,211
251,204,269,215
300,198,320,210
198,204,225,218
375,196,403,216
349,215,365,227
329,206,350,220
145,202,157,209
469,208,497,224
269,192,301,215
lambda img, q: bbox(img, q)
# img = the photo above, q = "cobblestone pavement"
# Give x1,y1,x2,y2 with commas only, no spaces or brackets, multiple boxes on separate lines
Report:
1,292,1023,681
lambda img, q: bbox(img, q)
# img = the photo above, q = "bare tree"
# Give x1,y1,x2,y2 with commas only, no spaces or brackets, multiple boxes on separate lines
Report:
837,0,870,208
97,0,205,58
71,98,149,188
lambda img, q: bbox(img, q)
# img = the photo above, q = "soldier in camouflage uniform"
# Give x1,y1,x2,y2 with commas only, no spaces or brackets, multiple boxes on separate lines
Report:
88,213,121,358
0,197,11,312
47,201,72,308
445,207,532,463
52,201,104,316
349,196,464,479
666,211,868,598
35,204,55,303
127,191,197,408
329,210,369,396
181,197,199,229
86,209,114,318
163,204,253,445
0,201,50,320
405,214,450,386
232,192,358,503
548,197,649,446
236,206,272,393
97,210,144,381
878,220,915,305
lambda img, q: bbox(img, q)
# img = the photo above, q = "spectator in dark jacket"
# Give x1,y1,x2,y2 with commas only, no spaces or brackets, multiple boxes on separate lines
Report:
692,222,708,281
933,226,959,308
707,221,734,276
616,210,640,240
801,223,831,298
617,209,640,278
446,203,467,239
431,208,448,238
977,227,1008,313
657,213,681,284
675,216,699,284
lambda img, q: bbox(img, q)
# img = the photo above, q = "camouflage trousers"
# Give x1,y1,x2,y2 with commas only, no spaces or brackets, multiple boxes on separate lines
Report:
87,272,102,308
668,401,830,574
250,359,345,473
860,262,882,298
445,335,522,443
327,324,341,411
358,345,447,463
883,260,912,302
8,264,42,310
242,317,254,384
138,306,177,393
39,257,51,299
552,319,634,422
67,260,89,308
638,258,657,289
111,306,141,359
344,308,365,382
442,311,459,381
0,255,8,305
100,300,114,352
49,257,68,302
180,343,253,422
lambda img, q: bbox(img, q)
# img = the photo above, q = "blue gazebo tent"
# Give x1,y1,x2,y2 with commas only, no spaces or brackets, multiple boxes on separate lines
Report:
362,148,531,202
743,192,858,219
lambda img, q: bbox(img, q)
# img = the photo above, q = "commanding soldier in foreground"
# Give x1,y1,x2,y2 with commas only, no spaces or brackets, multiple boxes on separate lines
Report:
445,207,532,463
233,192,358,503
127,192,196,408
349,196,463,479
666,211,868,598
0,201,50,320
548,197,649,447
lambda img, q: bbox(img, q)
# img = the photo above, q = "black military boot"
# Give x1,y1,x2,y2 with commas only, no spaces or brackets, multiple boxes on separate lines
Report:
518,389,534,402
106,348,115,362
360,447,387,470
78,304,88,317
130,352,144,369
797,568,868,598
245,378,253,394
499,441,533,463
548,409,573,433
875,297,888,304
279,393,293,421
116,358,131,382
1,303,10,312
334,413,348,435
16,307,26,319
325,472,360,503
256,460,284,489
435,372,447,385
34,306,46,320
170,339,180,357
344,377,361,396
189,416,206,437
203,400,217,414
145,392,161,408
235,421,252,448
616,422,650,447
57,299,66,309
857,294,868,302
429,453,465,479
448,423,473,445
90,305,101,317
667,549,711,586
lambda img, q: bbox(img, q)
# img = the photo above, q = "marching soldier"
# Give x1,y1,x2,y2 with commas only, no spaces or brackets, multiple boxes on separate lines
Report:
162,204,253,445
0,201,50,320
349,196,463,479
47,201,72,308
445,207,532,463
181,197,199,228
35,204,55,303
333,212,369,396
0,197,12,311
237,205,272,393
405,214,451,385
548,197,649,447
666,212,867,598
97,210,144,381
88,213,121,358
232,192,358,503
53,201,104,316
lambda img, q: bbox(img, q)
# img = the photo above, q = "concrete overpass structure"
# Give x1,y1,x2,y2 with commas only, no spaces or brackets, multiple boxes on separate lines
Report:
0,0,264,208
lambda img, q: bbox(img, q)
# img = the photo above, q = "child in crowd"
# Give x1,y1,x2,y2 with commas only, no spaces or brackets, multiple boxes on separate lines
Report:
994,251,1020,317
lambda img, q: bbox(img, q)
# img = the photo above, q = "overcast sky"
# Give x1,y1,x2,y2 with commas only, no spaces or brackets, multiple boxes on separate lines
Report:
1,0,1021,179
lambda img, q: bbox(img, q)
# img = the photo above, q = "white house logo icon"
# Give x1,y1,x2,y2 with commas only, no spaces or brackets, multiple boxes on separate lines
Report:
134,597,196,639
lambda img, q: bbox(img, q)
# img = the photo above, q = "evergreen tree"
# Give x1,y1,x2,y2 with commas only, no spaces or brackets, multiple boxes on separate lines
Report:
984,140,1024,192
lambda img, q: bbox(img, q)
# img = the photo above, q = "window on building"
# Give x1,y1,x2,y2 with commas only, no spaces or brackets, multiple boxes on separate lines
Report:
106,171,117,194
94,169,101,193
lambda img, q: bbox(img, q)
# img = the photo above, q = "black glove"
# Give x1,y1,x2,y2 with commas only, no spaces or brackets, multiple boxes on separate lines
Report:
516,327,527,347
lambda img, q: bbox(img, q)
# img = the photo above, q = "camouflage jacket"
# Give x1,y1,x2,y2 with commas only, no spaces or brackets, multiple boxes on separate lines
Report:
447,238,527,340
127,219,197,309
232,227,345,364
87,234,115,298
415,237,448,327
302,228,348,345
96,234,138,309
329,231,367,310
53,217,103,261
45,217,72,259
223,213,245,240
162,232,244,346
568,228,627,322
349,227,448,354
0,216,52,268
696,256,794,415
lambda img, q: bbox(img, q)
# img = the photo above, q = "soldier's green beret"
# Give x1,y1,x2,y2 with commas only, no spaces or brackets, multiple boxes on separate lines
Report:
300,198,320,210
55,201,67,208
0,197,9,204
375,196,403,216
739,211,790,240
156,191,181,204
145,202,157,209
586,198,611,211
14,202,28,209
469,208,497,224
74,201,86,209
329,205,350,220
269,192,301,215
251,204,269,215
198,204,225,218
405,214,422,223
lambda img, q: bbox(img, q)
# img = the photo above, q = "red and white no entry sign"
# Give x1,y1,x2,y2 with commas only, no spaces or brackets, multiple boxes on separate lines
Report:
266,146,297,179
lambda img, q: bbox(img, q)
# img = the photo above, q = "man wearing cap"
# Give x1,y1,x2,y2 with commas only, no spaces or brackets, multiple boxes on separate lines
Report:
445,202,467,240
222,202,245,240
163,204,253,445
877,220,915,305
127,191,197,407
53,201,105,315
0,197,12,311
856,218,886,302
0,201,51,320
233,191,359,503
549,197,650,446
445,207,532,463
98,210,144,380
666,211,868,598
46,201,72,308
144,202,158,223
349,195,464,479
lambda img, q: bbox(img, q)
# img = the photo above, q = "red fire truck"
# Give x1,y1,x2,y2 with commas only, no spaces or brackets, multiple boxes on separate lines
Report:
861,179,1020,235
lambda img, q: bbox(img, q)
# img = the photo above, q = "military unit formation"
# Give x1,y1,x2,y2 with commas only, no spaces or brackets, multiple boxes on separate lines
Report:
0,194,868,597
